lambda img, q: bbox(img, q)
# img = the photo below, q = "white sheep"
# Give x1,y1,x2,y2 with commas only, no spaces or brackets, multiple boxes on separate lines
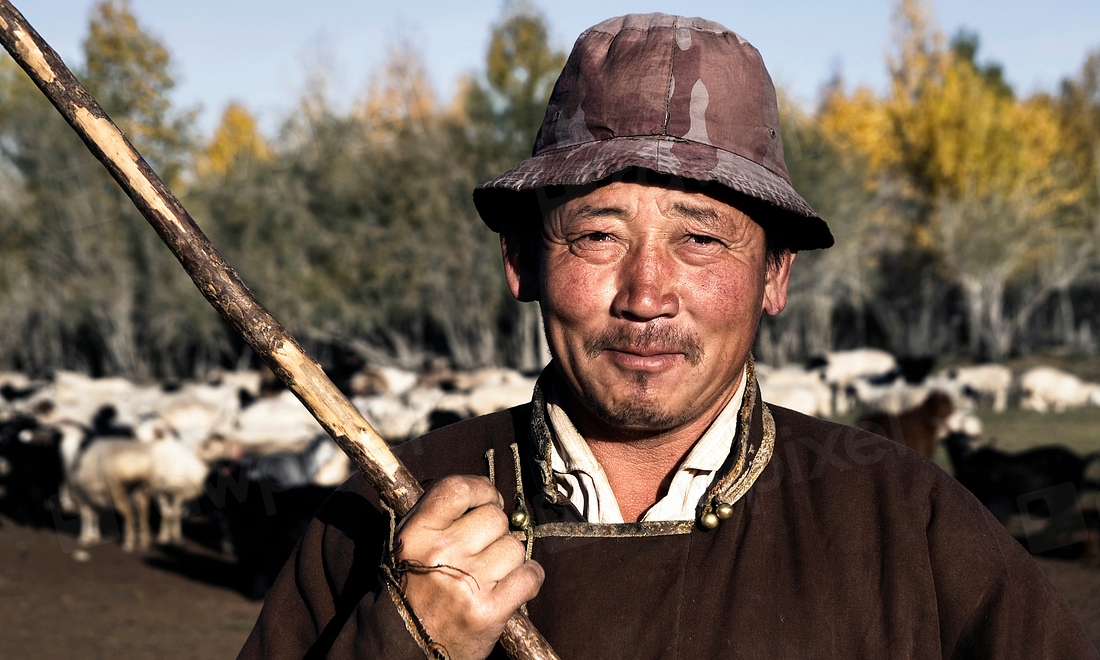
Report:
1019,367,1100,413
813,349,897,415
60,418,208,554
938,364,1013,413
758,366,833,418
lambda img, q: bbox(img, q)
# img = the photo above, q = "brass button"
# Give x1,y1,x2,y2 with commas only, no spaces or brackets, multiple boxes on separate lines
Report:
700,512,719,529
715,503,734,520
510,510,529,529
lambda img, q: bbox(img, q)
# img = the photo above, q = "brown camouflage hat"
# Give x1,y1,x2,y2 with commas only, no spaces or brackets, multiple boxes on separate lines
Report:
473,13,833,251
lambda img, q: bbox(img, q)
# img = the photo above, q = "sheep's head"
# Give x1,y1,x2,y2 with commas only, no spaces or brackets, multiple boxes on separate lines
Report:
923,391,955,420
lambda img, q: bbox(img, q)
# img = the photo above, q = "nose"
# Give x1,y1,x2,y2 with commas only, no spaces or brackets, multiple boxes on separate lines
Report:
611,240,680,322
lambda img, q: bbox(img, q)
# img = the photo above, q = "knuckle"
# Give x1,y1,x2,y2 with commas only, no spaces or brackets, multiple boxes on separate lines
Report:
462,600,500,631
524,560,546,585
502,531,526,556
435,474,472,496
483,503,510,528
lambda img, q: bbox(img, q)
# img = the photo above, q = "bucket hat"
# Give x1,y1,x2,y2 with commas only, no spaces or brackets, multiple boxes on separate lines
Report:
473,13,833,251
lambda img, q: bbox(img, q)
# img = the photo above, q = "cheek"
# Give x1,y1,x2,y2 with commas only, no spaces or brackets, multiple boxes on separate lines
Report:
541,261,614,327
686,265,766,346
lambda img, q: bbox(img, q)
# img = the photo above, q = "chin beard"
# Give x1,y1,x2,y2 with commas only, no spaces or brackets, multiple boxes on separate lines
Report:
576,372,693,433
572,325,705,432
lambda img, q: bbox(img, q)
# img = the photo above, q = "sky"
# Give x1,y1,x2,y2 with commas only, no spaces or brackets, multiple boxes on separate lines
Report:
15,1,1100,135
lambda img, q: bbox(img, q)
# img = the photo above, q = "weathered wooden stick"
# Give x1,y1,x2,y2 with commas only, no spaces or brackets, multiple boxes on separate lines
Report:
0,3,558,658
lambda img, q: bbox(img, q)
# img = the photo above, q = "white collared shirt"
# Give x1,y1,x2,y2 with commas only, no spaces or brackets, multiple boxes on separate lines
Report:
546,366,747,523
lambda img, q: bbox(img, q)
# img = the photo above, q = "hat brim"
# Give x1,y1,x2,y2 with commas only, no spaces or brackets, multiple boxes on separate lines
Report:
473,136,833,251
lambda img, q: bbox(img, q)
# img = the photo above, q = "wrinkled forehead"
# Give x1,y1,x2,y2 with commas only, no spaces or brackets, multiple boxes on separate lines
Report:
539,175,759,231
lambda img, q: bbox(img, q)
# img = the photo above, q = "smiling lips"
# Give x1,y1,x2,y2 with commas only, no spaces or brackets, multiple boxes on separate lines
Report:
584,325,704,367
604,347,686,372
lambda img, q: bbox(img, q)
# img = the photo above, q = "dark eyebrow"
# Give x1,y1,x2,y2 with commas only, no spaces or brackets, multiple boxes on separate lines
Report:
670,202,723,227
571,204,628,219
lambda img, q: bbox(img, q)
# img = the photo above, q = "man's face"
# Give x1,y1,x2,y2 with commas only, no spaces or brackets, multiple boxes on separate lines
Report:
504,180,795,439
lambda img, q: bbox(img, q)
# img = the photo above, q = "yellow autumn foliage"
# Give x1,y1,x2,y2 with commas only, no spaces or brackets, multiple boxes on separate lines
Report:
824,35,1070,207
197,102,268,181
820,0,1081,240
358,46,436,140
815,0,1091,359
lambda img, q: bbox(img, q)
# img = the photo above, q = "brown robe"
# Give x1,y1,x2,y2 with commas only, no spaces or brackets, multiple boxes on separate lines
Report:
239,381,1097,659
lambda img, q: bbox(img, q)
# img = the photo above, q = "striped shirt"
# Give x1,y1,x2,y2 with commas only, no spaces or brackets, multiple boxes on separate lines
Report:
546,367,747,523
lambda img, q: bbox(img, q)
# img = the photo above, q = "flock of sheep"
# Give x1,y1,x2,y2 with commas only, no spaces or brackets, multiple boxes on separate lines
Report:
1,349,1098,569
0,364,536,565
758,349,1100,421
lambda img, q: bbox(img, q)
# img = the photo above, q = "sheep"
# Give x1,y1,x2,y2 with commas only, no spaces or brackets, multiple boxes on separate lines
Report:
757,366,833,418
217,388,324,447
938,364,1013,413
1018,366,1100,413
206,368,263,398
855,391,955,459
810,349,897,415
943,432,1100,548
60,418,209,555
152,382,242,450
349,365,420,397
466,375,538,417
846,376,932,416
65,430,155,552
23,371,162,431
353,389,443,443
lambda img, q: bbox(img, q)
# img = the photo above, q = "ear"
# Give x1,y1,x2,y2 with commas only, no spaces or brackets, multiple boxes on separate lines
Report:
501,234,540,302
761,251,796,316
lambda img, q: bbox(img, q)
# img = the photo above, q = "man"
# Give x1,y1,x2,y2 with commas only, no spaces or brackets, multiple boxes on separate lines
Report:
241,14,1096,659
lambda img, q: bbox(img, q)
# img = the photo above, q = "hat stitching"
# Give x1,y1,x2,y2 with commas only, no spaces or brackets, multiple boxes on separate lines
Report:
490,138,816,211
584,14,734,38
660,22,677,139
532,134,789,183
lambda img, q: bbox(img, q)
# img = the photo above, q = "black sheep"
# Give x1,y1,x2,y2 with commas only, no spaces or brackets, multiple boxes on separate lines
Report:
943,432,1100,552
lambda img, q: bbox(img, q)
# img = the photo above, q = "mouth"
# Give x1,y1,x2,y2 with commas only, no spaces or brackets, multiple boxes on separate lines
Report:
603,347,687,372
585,326,704,367
609,346,680,358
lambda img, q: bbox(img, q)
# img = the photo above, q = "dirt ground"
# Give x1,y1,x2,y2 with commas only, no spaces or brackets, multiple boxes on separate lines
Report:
1,515,1098,658
0,516,262,659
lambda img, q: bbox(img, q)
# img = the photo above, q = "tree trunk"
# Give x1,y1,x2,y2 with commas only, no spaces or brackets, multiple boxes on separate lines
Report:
961,276,984,360
984,279,1013,361
910,268,938,356
102,275,149,378
804,294,834,356
1057,285,1076,349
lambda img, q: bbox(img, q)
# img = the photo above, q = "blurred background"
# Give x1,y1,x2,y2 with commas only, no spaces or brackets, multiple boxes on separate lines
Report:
2,0,1099,376
1,0,1099,656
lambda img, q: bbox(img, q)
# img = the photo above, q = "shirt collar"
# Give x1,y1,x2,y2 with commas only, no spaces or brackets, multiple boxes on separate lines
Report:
545,364,748,478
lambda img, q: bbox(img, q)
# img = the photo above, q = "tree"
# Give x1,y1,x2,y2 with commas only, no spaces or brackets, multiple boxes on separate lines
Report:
463,3,565,370
756,91,883,364
464,2,565,177
0,0,204,377
83,0,195,185
819,0,1084,359
1051,49,1100,350
196,102,269,184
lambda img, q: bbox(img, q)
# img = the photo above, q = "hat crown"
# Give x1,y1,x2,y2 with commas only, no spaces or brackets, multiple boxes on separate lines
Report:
533,13,790,183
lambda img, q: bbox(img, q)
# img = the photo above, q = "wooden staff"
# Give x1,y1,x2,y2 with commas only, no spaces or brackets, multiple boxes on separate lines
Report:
0,3,558,659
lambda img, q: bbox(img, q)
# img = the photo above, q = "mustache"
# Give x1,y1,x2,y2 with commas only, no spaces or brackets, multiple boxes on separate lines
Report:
583,325,704,366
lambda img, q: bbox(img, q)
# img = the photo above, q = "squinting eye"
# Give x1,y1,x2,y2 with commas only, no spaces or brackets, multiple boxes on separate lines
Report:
572,232,613,246
687,234,719,245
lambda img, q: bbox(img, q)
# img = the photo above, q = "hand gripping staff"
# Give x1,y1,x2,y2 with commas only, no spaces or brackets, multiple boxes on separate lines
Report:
0,4,559,659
